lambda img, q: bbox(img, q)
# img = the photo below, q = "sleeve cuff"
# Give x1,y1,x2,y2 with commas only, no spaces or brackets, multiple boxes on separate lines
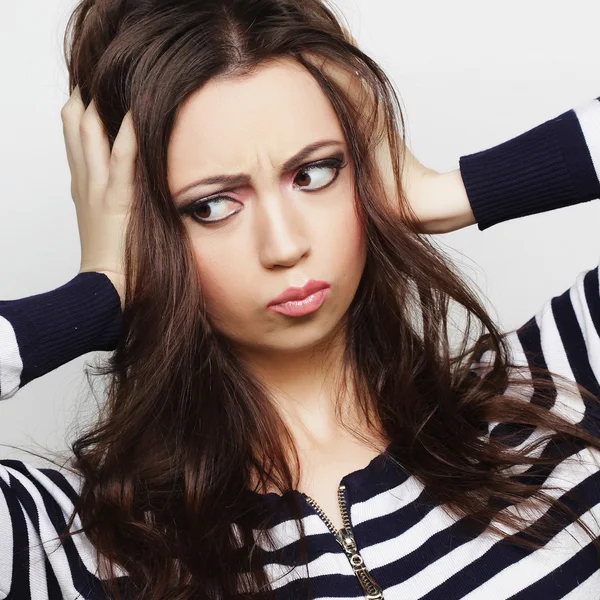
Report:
0,272,122,385
459,98,600,231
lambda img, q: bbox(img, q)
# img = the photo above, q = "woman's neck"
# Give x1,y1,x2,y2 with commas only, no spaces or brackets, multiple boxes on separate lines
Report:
237,332,353,440
237,333,389,495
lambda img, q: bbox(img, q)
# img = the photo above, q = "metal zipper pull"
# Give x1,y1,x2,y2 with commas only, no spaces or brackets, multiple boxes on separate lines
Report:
334,526,384,599
302,483,384,599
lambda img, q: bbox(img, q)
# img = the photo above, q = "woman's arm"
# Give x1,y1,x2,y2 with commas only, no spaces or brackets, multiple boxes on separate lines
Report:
0,272,122,399
457,97,600,429
413,96,600,233
0,88,134,400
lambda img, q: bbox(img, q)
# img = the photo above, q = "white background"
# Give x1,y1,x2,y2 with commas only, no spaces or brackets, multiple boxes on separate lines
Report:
0,0,599,464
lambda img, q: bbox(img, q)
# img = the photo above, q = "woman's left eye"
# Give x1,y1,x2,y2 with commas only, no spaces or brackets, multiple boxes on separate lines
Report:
293,158,346,192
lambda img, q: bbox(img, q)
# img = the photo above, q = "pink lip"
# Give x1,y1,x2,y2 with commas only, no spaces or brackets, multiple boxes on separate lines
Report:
267,280,331,307
266,281,331,317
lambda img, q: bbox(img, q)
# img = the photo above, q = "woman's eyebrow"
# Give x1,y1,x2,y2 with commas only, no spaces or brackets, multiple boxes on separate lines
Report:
173,139,345,202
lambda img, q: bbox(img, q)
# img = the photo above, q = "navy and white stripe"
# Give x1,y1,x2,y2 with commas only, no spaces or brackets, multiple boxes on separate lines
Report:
1,98,600,599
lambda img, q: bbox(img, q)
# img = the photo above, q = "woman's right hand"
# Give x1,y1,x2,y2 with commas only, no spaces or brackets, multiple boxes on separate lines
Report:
61,86,137,311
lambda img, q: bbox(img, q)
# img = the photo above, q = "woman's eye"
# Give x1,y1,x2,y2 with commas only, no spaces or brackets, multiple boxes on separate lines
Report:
188,197,242,224
293,159,344,192
183,157,346,224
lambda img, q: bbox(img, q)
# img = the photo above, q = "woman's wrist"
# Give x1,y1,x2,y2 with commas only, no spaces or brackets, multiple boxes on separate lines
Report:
415,169,476,234
438,169,476,232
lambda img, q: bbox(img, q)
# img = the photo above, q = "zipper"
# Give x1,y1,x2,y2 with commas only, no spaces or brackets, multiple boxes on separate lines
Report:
302,483,384,600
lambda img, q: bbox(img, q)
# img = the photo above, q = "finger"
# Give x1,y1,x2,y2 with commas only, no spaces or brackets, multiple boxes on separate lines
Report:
107,111,138,194
61,86,88,198
80,98,111,193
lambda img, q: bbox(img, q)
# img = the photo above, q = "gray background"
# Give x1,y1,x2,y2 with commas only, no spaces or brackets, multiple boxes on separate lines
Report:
1,0,599,465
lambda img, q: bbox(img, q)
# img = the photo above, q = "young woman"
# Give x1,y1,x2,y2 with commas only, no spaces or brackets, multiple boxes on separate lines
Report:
1,0,599,599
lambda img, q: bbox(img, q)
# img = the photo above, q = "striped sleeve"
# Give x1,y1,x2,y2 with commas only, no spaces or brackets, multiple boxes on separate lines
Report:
472,264,600,435
0,272,122,400
0,459,128,598
459,95,600,433
515,264,600,431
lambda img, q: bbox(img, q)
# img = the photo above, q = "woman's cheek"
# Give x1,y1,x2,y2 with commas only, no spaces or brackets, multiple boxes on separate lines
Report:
194,253,231,318
338,199,366,269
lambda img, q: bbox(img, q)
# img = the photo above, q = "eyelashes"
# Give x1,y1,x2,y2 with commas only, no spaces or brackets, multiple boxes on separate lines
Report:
181,153,348,225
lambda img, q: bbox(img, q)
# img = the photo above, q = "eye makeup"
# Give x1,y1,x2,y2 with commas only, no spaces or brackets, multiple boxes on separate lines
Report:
178,152,348,225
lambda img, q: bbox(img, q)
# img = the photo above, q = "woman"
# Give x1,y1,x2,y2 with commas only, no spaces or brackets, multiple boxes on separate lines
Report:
0,0,599,598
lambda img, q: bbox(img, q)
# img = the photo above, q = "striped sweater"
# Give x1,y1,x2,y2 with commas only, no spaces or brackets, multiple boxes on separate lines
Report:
1,97,600,600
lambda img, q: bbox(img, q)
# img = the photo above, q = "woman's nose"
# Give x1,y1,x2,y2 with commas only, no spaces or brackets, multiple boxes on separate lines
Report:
256,192,310,268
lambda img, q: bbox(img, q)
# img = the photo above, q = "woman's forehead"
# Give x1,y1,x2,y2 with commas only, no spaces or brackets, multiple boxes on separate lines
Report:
167,59,345,192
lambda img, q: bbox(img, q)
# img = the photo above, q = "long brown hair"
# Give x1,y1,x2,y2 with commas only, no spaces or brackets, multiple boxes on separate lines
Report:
29,0,600,597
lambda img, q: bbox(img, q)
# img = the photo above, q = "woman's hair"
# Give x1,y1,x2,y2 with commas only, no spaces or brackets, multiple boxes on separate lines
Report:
23,0,600,598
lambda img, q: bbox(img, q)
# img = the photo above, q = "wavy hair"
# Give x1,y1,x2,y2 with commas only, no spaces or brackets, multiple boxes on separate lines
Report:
21,0,600,598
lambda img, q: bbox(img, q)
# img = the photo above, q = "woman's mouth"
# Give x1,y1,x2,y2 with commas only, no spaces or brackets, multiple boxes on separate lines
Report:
266,288,330,317
266,280,331,317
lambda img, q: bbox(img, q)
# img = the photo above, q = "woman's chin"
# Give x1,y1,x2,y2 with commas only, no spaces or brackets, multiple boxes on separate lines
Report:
232,317,346,357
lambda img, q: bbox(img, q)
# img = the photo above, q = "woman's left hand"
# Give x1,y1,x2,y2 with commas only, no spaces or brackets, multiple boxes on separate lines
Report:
390,144,476,234
367,93,475,234
309,49,476,234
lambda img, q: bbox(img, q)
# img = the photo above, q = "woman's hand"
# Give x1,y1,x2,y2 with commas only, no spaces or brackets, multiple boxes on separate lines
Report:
61,86,137,310
362,86,476,234
307,49,475,234
384,142,476,234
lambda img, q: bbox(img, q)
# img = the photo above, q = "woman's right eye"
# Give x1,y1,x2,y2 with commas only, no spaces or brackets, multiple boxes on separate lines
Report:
186,197,243,224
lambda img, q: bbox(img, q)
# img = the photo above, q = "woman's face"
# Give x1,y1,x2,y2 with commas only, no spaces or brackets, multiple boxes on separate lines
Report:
167,58,367,354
